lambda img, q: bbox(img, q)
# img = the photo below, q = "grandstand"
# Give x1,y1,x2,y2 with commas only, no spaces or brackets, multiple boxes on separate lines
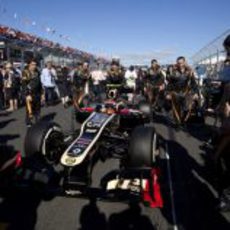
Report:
0,24,109,68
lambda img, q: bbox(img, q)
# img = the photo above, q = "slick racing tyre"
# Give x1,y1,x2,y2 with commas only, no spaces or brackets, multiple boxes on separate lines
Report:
24,121,64,164
126,126,158,168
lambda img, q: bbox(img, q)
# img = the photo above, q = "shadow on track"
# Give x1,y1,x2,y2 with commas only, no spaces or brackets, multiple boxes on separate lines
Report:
79,199,155,230
78,198,107,230
108,202,155,230
0,111,11,117
0,134,20,145
185,123,216,143
0,153,59,230
0,118,20,144
162,140,230,230
78,199,156,230
39,112,57,122
153,112,216,142
152,112,183,131
0,190,42,230
0,119,16,129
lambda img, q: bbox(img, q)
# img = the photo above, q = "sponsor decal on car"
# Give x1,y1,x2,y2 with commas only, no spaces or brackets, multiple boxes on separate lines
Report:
76,138,92,145
65,157,77,165
85,129,98,133
71,148,82,155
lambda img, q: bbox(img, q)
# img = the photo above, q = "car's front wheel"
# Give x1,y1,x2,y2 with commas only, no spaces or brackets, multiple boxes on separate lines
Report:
24,121,65,164
126,126,159,169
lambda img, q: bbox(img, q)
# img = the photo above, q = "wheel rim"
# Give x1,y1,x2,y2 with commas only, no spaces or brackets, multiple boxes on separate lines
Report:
44,130,64,164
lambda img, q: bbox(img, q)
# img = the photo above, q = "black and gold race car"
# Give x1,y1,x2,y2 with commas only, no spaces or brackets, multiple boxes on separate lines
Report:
23,109,166,207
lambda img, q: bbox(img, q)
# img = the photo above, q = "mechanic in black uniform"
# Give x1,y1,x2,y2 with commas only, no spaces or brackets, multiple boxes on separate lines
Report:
22,59,43,127
165,56,198,125
57,66,71,107
136,68,145,96
146,59,165,111
72,62,91,109
106,58,124,99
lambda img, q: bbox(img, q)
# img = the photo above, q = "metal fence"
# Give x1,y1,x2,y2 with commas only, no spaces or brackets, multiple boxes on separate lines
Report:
192,29,230,80
192,29,230,66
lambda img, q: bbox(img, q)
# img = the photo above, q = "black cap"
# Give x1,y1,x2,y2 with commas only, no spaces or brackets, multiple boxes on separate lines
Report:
151,59,157,64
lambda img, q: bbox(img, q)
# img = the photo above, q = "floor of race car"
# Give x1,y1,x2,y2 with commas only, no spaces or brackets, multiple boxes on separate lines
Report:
0,104,230,230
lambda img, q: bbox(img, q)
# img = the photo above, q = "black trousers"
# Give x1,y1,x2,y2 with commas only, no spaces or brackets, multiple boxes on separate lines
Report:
0,88,4,109
25,93,41,124
44,87,55,104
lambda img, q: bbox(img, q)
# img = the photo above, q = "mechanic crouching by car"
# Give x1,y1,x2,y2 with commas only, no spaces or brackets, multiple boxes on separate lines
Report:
165,56,198,125
145,59,165,112
22,59,43,127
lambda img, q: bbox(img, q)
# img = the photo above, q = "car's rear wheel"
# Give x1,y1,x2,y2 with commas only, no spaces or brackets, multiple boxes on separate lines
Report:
24,121,65,164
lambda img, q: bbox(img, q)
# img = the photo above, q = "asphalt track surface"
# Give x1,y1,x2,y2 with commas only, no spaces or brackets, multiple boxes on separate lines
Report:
0,103,230,230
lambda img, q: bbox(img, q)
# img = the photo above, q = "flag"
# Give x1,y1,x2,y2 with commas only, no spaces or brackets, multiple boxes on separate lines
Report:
46,27,51,33
22,18,31,25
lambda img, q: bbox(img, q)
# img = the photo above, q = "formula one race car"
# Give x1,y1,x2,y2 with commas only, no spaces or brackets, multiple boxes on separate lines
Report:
23,111,165,207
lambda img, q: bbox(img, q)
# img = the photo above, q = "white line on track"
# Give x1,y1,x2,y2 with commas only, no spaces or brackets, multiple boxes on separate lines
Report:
166,143,179,230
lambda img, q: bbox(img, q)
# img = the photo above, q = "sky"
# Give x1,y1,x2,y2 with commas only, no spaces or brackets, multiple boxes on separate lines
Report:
0,0,229,65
